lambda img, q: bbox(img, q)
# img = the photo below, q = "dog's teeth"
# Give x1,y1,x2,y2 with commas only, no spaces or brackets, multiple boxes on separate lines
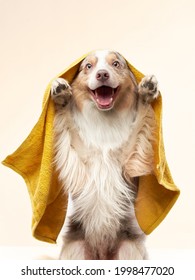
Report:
110,97,113,102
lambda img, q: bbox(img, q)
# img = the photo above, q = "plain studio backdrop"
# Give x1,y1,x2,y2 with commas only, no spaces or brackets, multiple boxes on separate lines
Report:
0,0,195,258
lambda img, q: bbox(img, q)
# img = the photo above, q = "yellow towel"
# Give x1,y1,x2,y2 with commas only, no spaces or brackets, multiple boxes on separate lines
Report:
2,52,180,243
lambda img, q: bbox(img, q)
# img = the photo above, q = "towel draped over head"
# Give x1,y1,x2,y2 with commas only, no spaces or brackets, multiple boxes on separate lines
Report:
2,52,180,243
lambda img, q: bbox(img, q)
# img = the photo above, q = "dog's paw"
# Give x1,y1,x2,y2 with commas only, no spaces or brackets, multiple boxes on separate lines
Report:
51,78,72,107
138,75,159,104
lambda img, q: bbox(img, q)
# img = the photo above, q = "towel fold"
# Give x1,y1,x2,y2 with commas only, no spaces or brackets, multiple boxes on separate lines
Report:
2,52,180,243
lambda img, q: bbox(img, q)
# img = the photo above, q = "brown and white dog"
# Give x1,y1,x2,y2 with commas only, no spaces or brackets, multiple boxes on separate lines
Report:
50,50,159,260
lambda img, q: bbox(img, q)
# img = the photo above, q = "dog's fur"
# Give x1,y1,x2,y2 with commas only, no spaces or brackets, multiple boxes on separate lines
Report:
50,50,159,260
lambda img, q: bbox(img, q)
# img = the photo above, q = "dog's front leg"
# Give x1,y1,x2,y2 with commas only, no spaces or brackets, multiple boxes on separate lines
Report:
51,78,72,109
138,75,159,104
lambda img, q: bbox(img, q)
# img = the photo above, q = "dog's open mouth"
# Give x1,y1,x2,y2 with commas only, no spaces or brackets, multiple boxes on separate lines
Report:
90,86,119,110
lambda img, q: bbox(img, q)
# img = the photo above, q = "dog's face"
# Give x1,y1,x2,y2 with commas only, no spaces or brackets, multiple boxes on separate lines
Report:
71,50,137,112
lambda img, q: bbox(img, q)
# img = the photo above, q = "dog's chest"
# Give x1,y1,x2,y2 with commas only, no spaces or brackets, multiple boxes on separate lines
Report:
70,106,137,191
72,105,136,152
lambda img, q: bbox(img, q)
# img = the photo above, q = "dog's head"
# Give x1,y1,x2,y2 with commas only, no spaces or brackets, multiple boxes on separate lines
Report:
71,50,138,112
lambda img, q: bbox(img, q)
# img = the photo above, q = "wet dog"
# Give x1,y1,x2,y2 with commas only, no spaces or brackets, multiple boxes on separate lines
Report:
51,50,159,259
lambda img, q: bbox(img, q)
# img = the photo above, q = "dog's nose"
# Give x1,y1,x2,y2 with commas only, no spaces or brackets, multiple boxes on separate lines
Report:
96,70,110,81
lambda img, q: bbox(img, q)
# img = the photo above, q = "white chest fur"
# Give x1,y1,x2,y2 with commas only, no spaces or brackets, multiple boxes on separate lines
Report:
73,102,136,150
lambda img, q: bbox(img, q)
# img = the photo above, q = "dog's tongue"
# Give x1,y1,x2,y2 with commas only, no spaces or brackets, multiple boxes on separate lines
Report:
95,86,113,106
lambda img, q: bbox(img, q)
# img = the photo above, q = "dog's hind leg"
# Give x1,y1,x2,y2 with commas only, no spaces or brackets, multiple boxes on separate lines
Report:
59,239,85,260
116,239,148,260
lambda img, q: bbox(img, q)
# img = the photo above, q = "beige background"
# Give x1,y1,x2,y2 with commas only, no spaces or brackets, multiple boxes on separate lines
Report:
0,0,195,253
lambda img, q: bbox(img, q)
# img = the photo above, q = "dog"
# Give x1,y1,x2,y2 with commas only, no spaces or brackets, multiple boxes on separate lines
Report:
50,50,159,260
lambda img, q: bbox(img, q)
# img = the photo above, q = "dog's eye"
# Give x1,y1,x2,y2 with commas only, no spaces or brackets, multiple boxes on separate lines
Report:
112,61,120,68
86,63,92,70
